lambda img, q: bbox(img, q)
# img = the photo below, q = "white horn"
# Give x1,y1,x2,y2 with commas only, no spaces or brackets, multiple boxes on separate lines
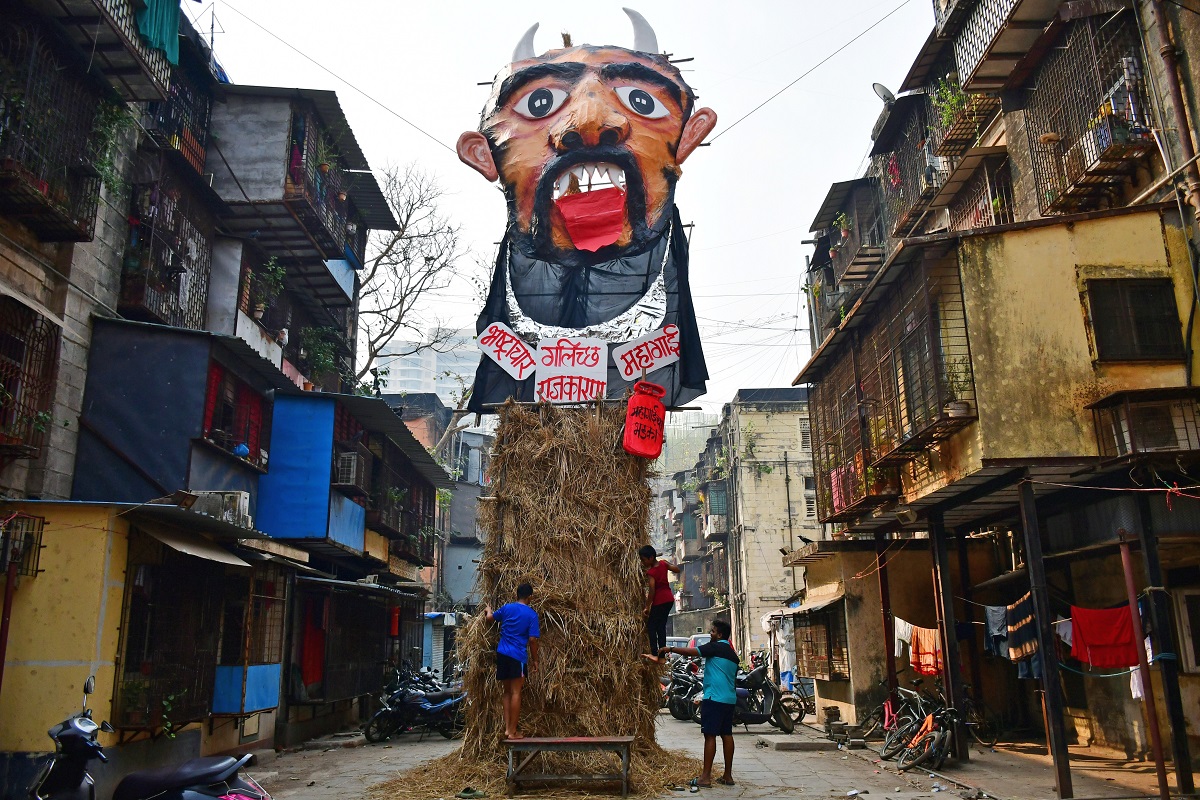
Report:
512,23,539,62
623,8,659,54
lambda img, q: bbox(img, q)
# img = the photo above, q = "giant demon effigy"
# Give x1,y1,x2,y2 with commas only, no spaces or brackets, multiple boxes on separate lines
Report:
458,8,717,412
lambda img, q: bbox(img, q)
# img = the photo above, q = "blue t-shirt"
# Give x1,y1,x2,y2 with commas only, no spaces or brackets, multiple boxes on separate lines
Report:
494,602,540,663
698,639,739,704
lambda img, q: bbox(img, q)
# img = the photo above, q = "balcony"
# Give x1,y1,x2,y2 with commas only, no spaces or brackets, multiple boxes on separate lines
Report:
120,178,215,330
332,443,372,497
0,22,102,242
953,0,1062,91
944,154,1015,231
1025,14,1155,215
0,298,60,459
35,0,170,100
285,111,348,260
812,180,888,284
857,255,977,466
1089,388,1200,463
870,94,948,237
143,65,212,175
929,85,1002,158
389,526,434,567
933,0,971,36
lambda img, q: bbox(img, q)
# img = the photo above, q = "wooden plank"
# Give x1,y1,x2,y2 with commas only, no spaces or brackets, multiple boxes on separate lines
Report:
506,735,634,745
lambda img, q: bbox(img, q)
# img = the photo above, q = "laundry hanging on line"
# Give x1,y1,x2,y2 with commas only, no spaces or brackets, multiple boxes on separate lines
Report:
894,617,913,659
1007,592,1038,661
1071,604,1138,668
911,625,943,676
983,604,1008,657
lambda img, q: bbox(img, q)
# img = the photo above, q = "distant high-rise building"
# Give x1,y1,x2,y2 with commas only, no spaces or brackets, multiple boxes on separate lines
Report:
380,329,480,406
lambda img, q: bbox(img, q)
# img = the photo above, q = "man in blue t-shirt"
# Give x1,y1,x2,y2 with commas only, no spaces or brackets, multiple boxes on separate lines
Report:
485,583,540,740
660,619,738,787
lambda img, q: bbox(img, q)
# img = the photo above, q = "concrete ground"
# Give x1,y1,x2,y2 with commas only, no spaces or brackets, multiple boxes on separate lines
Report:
252,714,1178,800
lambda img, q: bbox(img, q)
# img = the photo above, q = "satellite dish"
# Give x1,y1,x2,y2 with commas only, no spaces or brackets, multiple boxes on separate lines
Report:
872,83,896,105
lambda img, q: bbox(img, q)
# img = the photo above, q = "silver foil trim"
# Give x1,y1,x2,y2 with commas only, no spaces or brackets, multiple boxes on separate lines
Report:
505,223,672,344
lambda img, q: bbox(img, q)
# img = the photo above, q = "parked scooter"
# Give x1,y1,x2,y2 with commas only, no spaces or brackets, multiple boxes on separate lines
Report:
733,664,793,733
32,676,271,800
363,680,466,742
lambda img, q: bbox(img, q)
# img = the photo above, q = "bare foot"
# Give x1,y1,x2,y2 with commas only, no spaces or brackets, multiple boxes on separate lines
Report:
640,653,661,662
509,731,525,740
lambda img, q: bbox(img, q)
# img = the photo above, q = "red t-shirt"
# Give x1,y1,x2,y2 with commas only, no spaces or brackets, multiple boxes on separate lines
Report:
647,560,675,606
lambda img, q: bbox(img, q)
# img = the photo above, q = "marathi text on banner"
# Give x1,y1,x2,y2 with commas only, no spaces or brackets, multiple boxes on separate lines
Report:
535,337,608,403
477,321,537,380
611,324,681,381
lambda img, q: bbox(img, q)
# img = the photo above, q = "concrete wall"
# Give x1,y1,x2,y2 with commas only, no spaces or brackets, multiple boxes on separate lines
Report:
205,236,242,337
207,94,290,202
958,209,1194,465
727,401,819,656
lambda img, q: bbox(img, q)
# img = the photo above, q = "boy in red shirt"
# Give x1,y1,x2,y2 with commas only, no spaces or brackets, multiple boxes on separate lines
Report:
640,545,681,661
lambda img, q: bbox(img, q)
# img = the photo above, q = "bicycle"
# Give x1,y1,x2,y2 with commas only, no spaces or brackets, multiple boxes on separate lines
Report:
897,705,962,772
959,684,1001,747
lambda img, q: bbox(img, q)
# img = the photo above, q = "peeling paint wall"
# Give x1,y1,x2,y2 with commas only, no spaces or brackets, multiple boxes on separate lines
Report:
958,209,1193,462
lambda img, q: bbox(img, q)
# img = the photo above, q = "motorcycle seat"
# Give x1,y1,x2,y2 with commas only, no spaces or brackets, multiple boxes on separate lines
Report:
113,755,250,800
735,687,750,699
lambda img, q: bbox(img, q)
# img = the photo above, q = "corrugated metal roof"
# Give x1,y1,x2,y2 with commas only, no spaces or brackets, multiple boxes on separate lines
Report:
869,93,925,157
810,179,873,232
898,30,948,94
344,171,400,231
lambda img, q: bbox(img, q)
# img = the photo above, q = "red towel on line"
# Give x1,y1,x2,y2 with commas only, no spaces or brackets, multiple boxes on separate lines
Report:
1070,605,1138,668
910,626,943,676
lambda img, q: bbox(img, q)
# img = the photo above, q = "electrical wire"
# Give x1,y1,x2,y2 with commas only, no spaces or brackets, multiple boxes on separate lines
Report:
710,0,919,142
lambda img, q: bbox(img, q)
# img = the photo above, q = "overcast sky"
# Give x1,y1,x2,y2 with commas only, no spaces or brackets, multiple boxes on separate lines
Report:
191,0,933,413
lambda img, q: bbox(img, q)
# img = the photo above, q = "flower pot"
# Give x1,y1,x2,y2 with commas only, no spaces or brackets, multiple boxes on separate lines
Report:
253,304,266,320
337,191,347,202
318,163,331,174
944,400,971,418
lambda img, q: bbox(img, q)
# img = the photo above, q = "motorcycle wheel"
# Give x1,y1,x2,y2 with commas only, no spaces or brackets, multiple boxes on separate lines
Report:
780,694,807,727
364,713,396,743
668,696,689,721
772,701,795,734
690,695,703,724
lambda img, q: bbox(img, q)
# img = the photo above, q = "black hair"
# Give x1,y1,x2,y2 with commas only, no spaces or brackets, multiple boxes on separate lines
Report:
711,619,731,640
638,545,657,560
517,583,534,599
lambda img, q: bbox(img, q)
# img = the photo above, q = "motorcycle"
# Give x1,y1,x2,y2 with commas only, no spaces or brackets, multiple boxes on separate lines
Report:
683,663,794,733
665,658,703,721
32,676,271,800
363,683,466,742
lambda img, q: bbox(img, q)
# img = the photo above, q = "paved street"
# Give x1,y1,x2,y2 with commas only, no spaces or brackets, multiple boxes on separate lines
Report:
253,712,1171,800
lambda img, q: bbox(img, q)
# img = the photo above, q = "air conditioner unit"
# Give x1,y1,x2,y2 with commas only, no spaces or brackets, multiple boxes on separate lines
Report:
333,452,362,486
190,491,253,530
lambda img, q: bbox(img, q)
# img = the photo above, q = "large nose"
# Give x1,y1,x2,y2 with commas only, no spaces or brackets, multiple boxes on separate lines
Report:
551,79,631,152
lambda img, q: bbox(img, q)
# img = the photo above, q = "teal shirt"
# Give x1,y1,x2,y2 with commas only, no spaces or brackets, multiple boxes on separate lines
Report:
698,639,739,704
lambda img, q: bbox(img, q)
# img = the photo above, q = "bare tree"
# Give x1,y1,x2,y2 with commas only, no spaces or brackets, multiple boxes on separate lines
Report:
356,164,467,384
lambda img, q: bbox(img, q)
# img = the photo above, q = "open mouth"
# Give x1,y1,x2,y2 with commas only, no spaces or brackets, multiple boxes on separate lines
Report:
551,162,629,252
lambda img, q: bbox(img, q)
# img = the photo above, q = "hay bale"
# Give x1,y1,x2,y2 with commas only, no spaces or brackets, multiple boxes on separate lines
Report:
462,400,660,755
371,401,703,799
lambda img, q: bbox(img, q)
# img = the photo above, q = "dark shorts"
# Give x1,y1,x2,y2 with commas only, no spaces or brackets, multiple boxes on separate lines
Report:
700,699,735,736
496,653,526,681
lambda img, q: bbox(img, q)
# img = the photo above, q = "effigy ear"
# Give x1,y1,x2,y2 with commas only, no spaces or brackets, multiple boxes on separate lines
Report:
457,132,499,182
677,108,717,165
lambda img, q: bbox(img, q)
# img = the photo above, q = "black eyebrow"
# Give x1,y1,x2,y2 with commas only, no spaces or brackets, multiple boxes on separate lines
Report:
497,62,588,108
599,63,684,108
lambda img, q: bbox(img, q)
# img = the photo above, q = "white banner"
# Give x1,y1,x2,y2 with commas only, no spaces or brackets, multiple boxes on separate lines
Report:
612,324,681,381
535,337,608,403
476,321,537,380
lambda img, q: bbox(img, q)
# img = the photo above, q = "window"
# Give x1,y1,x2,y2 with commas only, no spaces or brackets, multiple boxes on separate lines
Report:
1176,589,1200,673
805,496,817,518
219,563,286,668
0,297,59,457
202,361,270,466
1089,279,1184,361
794,601,850,680
707,484,727,515
800,421,812,451
683,514,697,540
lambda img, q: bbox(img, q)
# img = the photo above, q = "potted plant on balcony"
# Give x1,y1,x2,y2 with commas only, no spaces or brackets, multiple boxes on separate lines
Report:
942,356,972,417
251,256,285,319
931,77,970,131
313,137,336,174
833,211,853,240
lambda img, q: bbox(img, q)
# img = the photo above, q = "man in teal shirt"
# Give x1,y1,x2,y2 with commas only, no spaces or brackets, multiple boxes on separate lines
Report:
660,619,738,787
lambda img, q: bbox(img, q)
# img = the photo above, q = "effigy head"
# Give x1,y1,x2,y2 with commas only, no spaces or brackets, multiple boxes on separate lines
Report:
457,9,718,262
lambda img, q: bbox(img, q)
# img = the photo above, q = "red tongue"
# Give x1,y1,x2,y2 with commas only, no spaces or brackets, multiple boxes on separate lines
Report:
555,187,627,252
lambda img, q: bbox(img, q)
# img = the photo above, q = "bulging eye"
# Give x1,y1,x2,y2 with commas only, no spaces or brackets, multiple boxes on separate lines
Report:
514,87,568,119
615,86,670,119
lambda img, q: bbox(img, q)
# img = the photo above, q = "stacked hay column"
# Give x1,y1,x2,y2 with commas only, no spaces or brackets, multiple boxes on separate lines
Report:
460,401,662,758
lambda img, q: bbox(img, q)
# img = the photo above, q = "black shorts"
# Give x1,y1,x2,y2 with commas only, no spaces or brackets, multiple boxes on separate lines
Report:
496,653,526,681
700,699,735,736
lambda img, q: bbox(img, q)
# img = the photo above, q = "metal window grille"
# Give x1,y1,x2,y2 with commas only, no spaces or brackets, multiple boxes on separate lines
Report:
285,107,348,258
143,63,212,175
1092,391,1200,460
707,483,727,515
121,162,214,330
113,530,222,729
1,513,44,577
829,181,888,283
954,0,1019,88
805,495,817,518
0,21,102,241
323,590,388,702
1025,13,1156,214
0,296,59,458
794,602,850,681
800,420,811,451
871,97,949,237
863,255,976,465
219,562,286,667
948,157,1015,230
1088,279,1184,361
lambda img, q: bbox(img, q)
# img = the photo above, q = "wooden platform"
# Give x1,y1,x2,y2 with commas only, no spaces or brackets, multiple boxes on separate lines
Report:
504,736,635,797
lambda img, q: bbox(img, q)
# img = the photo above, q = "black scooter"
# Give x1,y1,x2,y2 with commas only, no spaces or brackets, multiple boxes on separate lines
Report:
733,665,793,733
32,676,271,800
